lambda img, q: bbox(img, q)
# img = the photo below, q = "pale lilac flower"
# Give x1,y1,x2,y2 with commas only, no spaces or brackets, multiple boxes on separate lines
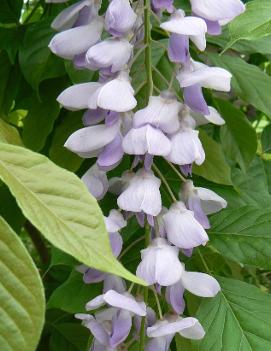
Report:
162,201,209,249
46,0,69,3
180,269,220,297
133,92,182,134
86,290,146,316
165,281,185,314
82,163,109,200
122,125,172,157
105,0,137,37
146,316,205,350
64,119,120,158
58,71,137,112
86,38,133,73
151,0,174,14
117,169,162,217
51,0,100,31
190,0,245,24
166,129,205,167
161,10,207,63
181,180,227,228
49,16,103,59
177,60,232,115
105,209,127,233
136,238,184,286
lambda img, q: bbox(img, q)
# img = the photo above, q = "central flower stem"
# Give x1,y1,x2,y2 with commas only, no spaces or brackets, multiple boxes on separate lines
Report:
144,0,153,100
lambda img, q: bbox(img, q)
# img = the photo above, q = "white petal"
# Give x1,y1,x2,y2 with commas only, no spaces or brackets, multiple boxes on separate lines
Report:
133,94,182,134
181,271,221,297
190,33,206,51
163,203,208,249
49,17,103,59
51,0,91,31
160,11,207,36
117,170,162,216
178,318,205,340
86,38,133,72
96,72,137,112
64,120,120,157
122,125,171,156
192,106,225,126
196,187,227,214
86,294,106,310
103,290,147,316
105,209,127,232
148,318,202,338
178,64,232,92
136,247,157,286
190,0,245,22
57,82,102,111
82,164,108,200
167,129,205,166
155,245,184,286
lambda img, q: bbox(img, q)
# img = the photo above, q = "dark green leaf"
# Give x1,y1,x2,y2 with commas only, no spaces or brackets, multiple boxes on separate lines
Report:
47,271,101,313
0,0,23,24
216,99,257,170
194,277,271,350
261,124,271,153
207,53,271,118
193,130,232,185
209,206,271,269
50,323,90,351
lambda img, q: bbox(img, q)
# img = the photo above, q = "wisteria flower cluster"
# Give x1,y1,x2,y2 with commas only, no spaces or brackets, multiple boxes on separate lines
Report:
48,0,245,349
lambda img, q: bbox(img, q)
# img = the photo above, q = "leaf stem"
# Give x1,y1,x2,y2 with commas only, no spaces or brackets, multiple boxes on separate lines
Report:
165,160,187,182
152,287,163,319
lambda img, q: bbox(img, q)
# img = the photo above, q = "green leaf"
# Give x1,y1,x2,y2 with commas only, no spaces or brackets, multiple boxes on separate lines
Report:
215,99,257,171
0,119,23,146
194,277,271,350
193,130,232,185
49,111,84,172
209,206,271,269
19,21,65,91
176,335,197,351
47,271,101,313
207,53,271,118
0,216,45,351
65,61,95,84
0,143,143,284
226,0,271,50
50,323,90,351
0,185,24,232
22,79,66,152
0,0,23,24
261,124,271,153
0,27,24,64
50,247,77,267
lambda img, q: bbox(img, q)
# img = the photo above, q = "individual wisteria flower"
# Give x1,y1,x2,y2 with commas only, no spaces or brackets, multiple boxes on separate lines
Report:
160,10,207,63
57,71,137,112
177,60,232,115
82,163,109,200
117,169,162,218
50,0,101,31
190,0,245,35
86,38,133,73
133,92,182,134
146,316,205,350
49,16,103,59
76,290,147,348
166,128,205,168
181,180,227,228
162,201,209,249
105,0,137,37
151,0,174,14
136,238,184,286
77,289,146,349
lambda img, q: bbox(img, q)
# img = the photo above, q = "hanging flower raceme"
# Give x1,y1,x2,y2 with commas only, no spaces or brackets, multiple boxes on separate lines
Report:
160,9,207,64
47,0,243,348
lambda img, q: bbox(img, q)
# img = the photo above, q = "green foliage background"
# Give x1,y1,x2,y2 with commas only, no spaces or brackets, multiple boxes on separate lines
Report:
1,0,271,350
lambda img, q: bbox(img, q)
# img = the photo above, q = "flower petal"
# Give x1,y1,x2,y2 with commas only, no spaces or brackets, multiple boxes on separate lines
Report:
65,120,120,158
81,164,109,200
146,336,174,351
97,133,124,171
190,0,245,22
168,33,189,64
57,82,102,111
181,271,221,297
96,72,137,112
109,232,123,257
103,290,147,316
103,275,126,293
196,187,227,214
49,17,103,59
105,209,127,233
183,85,210,115
165,281,185,314
110,310,132,347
